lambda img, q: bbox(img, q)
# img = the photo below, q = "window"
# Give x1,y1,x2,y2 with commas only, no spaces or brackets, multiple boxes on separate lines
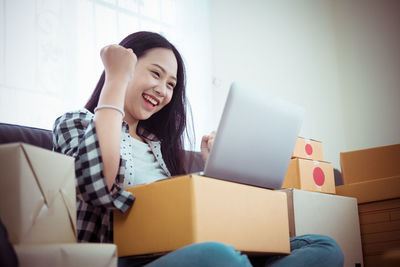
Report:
0,0,213,149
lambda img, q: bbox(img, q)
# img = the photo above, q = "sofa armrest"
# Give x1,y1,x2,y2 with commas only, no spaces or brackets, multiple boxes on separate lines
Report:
183,150,205,174
0,123,53,150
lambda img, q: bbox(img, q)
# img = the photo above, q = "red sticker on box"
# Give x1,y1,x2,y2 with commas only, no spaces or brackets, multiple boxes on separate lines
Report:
305,144,313,155
313,167,325,186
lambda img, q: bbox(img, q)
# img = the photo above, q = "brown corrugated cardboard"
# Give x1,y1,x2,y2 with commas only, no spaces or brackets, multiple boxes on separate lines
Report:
340,144,400,184
361,221,400,235
365,252,400,267
292,137,323,161
279,188,363,267
335,176,400,204
282,158,335,194
114,174,290,257
0,143,77,244
14,243,117,267
358,198,400,266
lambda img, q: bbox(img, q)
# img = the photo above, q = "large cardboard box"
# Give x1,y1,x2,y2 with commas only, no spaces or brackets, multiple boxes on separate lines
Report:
280,188,364,267
340,144,400,184
336,175,400,204
358,198,400,267
14,243,117,267
292,137,323,161
282,158,335,194
114,174,290,257
0,143,77,244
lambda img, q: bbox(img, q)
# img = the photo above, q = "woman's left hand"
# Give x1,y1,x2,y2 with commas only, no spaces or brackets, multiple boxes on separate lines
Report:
200,131,216,164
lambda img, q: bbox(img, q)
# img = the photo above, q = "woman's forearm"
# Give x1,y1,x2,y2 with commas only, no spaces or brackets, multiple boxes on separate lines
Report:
94,79,127,190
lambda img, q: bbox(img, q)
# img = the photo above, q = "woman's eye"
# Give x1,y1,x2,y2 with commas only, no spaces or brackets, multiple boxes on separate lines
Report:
168,82,176,89
151,71,160,77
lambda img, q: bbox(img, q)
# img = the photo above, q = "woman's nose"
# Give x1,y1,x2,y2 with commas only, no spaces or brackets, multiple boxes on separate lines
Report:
154,83,167,96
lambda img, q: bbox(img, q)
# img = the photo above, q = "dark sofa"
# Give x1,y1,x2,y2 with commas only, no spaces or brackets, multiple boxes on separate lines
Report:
0,122,205,173
0,123,53,149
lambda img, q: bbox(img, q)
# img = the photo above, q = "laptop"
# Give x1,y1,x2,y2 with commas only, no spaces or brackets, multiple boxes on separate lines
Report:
203,82,305,189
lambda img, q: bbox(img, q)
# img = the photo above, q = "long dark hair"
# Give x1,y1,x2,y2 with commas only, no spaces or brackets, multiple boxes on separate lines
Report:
85,31,190,175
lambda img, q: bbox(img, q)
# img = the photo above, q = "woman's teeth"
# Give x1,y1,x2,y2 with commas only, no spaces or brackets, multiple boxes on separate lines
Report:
143,95,158,106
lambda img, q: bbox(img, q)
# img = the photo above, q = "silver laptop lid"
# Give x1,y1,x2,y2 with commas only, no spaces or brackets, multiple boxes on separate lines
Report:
203,82,305,189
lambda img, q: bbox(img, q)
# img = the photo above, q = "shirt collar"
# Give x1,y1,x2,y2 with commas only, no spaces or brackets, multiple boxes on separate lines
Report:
122,121,160,143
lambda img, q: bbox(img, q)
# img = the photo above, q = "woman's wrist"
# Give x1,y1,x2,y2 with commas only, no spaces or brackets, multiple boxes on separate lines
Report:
104,76,129,92
98,79,128,108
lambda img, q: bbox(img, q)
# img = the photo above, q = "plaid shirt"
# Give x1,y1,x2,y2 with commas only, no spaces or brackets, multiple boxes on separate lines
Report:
52,109,138,243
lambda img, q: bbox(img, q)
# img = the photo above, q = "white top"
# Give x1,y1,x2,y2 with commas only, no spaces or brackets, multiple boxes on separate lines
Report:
120,130,169,187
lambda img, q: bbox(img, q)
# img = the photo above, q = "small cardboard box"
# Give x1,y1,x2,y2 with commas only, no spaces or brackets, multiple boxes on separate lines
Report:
358,198,400,266
340,144,400,184
336,175,400,204
114,174,290,257
14,243,117,267
292,137,323,161
0,143,77,244
282,158,335,194
280,188,364,267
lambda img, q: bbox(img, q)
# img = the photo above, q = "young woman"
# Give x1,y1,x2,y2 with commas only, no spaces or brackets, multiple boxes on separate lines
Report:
53,31,343,266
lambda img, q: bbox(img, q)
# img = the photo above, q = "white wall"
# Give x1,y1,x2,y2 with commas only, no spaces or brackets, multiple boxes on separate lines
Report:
0,0,77,129
210,0,400,169
210,0,346,168
333,0,400,151
173,0,214,149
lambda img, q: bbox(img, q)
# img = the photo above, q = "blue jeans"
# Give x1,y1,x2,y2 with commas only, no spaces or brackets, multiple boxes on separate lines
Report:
118,234,344,267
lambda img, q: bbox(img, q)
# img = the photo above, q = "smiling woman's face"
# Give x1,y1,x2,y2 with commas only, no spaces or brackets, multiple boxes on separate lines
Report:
124,47,178,125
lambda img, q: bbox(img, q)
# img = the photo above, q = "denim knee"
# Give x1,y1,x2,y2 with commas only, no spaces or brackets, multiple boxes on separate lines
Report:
310,235,343,259
294,234,344,267
190,242,251,266
147,242,252,267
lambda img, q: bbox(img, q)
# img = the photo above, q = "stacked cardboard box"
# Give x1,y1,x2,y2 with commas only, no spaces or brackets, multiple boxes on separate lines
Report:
0,143,117,267
282,137,335,194
335,144,400,267
280,138,365,266
280,188,364,267
114,174,291,257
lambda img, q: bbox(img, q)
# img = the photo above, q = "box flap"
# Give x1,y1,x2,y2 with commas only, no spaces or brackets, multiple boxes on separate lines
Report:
60,181,78,239
340,144,400,184
336,175,400,204
21,144,74,205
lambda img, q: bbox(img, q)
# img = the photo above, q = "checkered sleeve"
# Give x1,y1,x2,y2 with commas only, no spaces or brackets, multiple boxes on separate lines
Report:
52,109,134,212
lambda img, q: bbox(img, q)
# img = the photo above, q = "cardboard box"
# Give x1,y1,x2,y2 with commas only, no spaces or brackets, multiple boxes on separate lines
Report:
114,174,290,257
358,198,400,266
0,143,77,244
292,137,323,161
340,144,400,184
336,175,400,204
280,188,364,267
14,243,117,267
282,158,335,194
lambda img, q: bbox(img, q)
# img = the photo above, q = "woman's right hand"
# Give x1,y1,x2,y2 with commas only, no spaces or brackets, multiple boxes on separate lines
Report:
100,44,137,84
96,45,137,191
